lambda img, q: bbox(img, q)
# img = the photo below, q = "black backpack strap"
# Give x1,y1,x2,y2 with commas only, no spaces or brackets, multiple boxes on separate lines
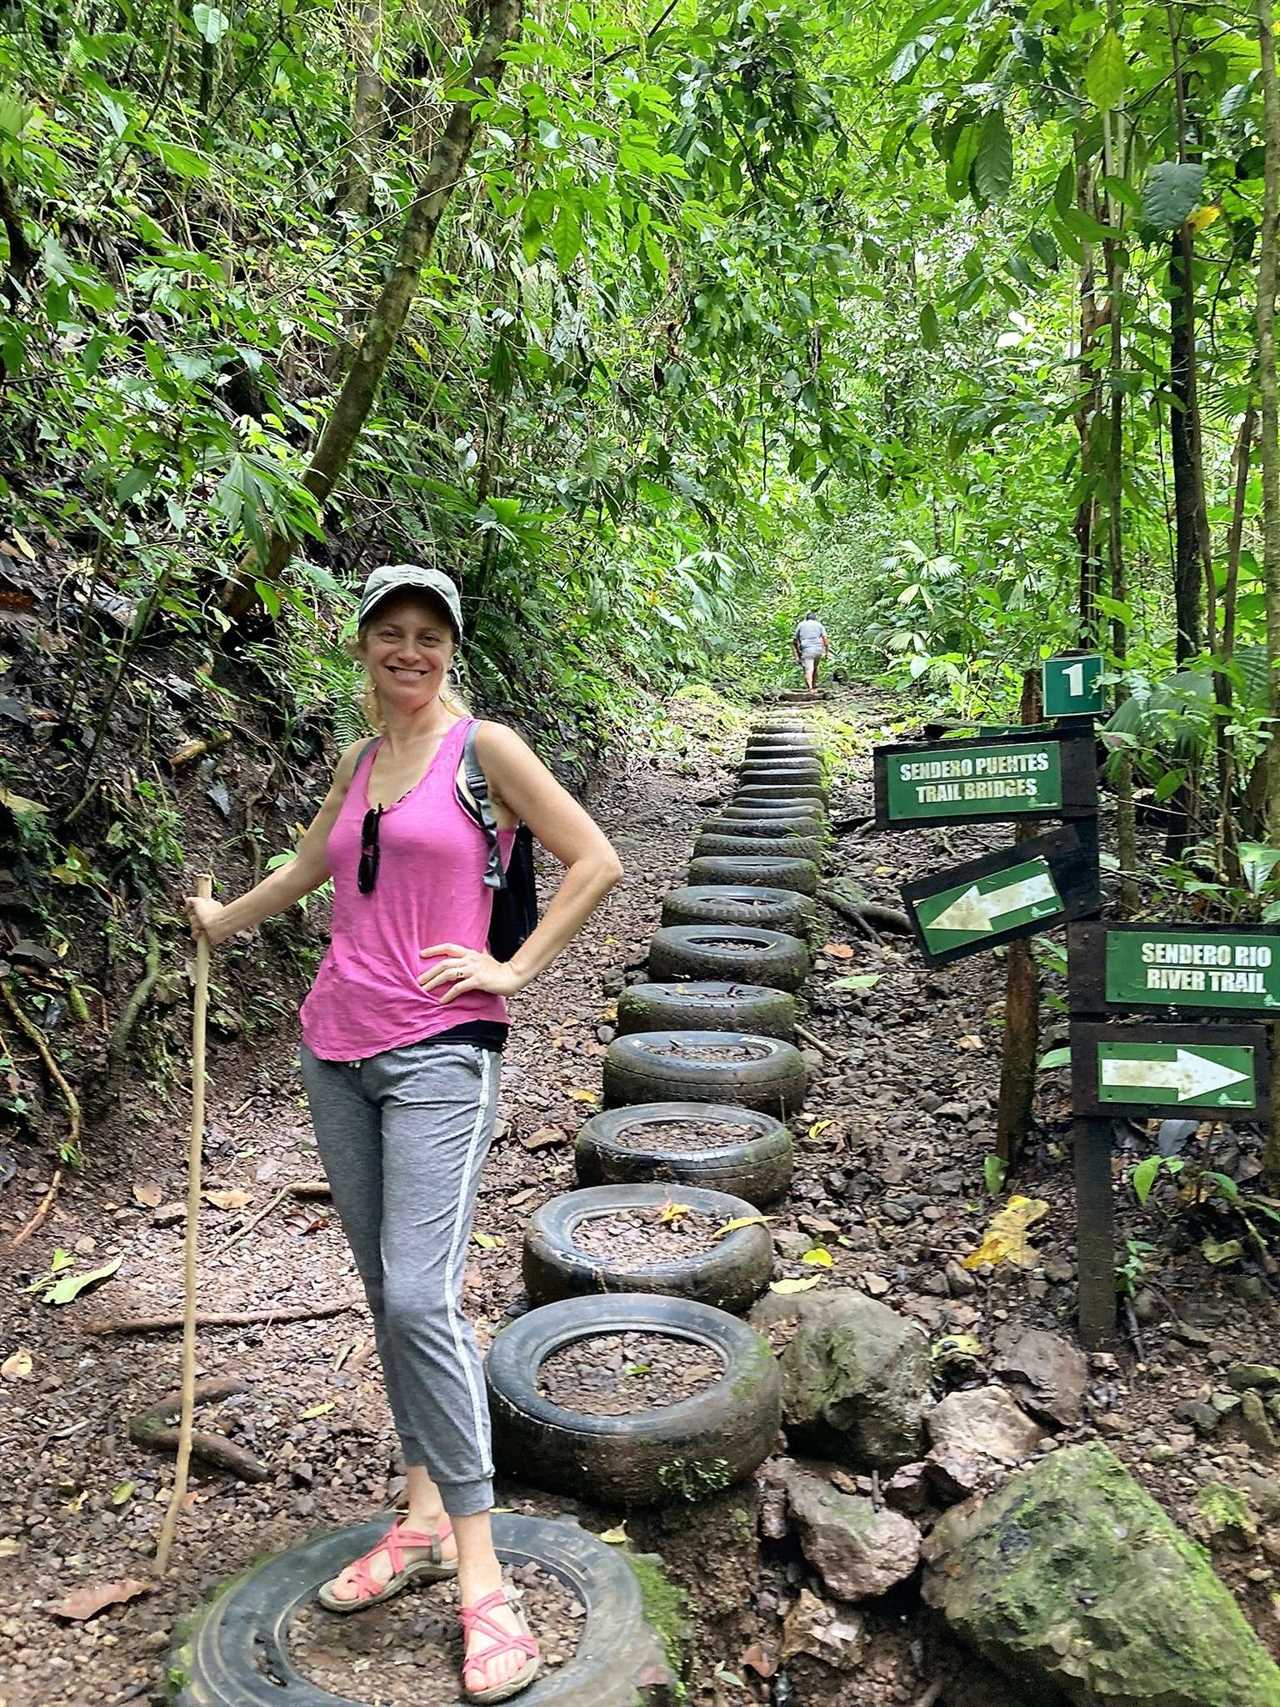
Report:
459,723,509,892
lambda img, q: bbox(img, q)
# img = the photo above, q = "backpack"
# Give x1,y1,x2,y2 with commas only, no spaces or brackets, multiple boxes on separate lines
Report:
456,723,539,962
354,724,539,961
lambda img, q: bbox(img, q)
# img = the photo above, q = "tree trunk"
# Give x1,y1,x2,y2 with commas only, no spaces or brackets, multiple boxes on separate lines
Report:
1169,227,1202,664
336,0,385,218
220,0,523,622
1215,407,1255,883
1258,0,1280,1185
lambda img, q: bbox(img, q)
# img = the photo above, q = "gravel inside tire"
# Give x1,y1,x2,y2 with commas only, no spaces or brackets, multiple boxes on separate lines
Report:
661,884,816,937
575,1100,794,1205
602,1029,807,1116
648,924,811,993
486,1294,782,1506
522,1182,774,1313
693,831,824,864
702,814,823,839
617,979,796,1039
170,1510,672,1707
687,855,819,895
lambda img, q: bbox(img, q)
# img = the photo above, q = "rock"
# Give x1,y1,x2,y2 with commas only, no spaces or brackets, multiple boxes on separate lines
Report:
779,1587,866,1670
1240,1472,1280,1522
773,1228,814,1261
1196,1483,1259,1550
1175,1400,1223,1437
926,1446,995,1505
945,1259,977,1297
776,1292,931,1471
927,1386,1047,1466
1227,1364,1280,1392
922,1443,1280,1707
882,1461,930,1515
784,1463,921,1600
1240,1390,1277,1455
992,1327,1088,1429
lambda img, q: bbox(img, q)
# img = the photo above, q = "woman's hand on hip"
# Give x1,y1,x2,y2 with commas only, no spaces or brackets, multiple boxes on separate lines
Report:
418,942,525,1002
185,896,227,945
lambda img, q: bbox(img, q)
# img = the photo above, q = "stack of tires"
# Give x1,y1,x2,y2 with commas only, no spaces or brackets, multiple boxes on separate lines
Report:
485,715,826,1508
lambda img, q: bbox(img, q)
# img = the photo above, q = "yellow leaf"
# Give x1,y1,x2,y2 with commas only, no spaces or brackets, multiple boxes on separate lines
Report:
568,1088,599,1104
2,1348,33,1380
0,786,46,818
299,1401,335,1420
472,1230,504,1250
658,1201,692,1224
715,1215,774,1236
962,1195,1050,1270
9,527,36,561
1188,204,1220,234
204,1189,251,1211
802,1247,833,1267
806,1119,833,1139
599,1524,628,1543
770,1275,822,1295
821,942,855,959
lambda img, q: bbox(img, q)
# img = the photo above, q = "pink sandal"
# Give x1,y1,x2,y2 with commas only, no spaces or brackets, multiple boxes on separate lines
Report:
316,1515,456,1613
459,1586,541,1703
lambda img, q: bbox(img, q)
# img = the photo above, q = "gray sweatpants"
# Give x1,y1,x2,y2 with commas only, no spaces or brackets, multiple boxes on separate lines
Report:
299,1040,501,1517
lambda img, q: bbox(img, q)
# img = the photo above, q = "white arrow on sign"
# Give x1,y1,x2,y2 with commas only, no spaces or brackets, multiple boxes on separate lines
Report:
927,869,1057,935
1100,1048,1250,1103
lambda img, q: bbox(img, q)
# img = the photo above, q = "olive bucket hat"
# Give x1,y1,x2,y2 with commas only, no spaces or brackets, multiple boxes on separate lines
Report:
357,564,463,642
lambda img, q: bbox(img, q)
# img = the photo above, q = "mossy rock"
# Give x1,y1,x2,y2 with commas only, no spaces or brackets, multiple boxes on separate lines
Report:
921,1442,1280,1707
623,1551,695,1696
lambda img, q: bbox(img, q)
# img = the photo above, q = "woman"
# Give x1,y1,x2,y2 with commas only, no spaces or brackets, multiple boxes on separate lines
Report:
185,563,623,1704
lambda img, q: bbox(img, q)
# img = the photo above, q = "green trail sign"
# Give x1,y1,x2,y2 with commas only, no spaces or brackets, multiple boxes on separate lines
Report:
873,731,1096,830
1042,652,1104,718
903,824,1100,967
1068,923,1280,1020
1070,1022,1269,1121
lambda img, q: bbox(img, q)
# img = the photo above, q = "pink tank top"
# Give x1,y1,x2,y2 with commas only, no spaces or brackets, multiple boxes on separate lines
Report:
300,718,516,1061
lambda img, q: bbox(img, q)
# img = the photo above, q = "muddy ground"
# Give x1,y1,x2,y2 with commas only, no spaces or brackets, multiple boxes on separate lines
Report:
2,685,1278,1707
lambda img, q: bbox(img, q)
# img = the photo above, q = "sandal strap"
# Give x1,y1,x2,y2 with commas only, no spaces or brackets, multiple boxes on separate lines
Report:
460,1589,539,1673
344,1516,453,1600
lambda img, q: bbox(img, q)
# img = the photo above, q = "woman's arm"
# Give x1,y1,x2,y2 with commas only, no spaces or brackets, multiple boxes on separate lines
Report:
184,741,366,945
419,722,622,1001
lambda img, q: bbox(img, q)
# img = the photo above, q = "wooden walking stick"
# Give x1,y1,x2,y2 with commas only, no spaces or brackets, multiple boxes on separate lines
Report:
154,873,213,1576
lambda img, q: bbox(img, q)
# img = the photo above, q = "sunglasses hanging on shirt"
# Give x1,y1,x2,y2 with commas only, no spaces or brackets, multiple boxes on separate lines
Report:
358,805,383,894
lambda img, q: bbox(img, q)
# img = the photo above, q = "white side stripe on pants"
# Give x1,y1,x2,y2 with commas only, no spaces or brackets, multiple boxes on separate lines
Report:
443,1049,496,1479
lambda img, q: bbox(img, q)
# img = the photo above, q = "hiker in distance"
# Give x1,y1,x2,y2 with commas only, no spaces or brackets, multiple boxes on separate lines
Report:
184,564,623,1704
792,610,830,695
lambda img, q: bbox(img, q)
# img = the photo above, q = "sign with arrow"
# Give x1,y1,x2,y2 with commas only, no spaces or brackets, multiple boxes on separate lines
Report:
1070,1022,1269,1121
1068,922,1280,1020
874,730,1097,830
901,825,1100,966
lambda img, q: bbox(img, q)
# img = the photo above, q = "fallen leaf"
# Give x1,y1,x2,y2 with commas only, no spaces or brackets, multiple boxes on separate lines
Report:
658,1201,692,1225
770,1276,822,1295
110,1481,135,1505
962,1195,1050,1271
1201,1236,1244,1266
0,785,46,818
801,1247,833,1267
299,1401,335,1420
740,1642,777,1679
204,1189,251,1211
1,1348,33,1380
41,1253,122,1305
472,1231,504,1250
567,1088,599,1104
599,1524,628,1544
49,1578,152,1622
956,1034,984,1051
821,942,855,959
132,1181,163,1209
806,1119,833,1140
0,1539,19,1558
508,1187,538,1207
715,1215,774,1236
831,973,880,991
520,1126,566,1151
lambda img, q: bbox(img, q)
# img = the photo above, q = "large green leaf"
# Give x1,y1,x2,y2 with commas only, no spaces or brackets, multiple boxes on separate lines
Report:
1141,161,1206,229
973,111,1013,203
1086,29,1127,112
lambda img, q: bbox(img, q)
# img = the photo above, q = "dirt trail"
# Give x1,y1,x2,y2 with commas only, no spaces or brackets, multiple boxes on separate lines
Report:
2,687,1278,1707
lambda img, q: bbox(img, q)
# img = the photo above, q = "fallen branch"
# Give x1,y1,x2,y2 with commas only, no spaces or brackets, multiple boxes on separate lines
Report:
87,1293,363,1335
218,1179,331,1254
129,1377,269,1483
9,1166,62,1250
795,1023,842,1063
168,730,232,769
107,933,161,1080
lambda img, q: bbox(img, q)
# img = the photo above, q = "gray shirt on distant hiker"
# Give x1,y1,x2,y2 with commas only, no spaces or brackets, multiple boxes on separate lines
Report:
794,619,826,657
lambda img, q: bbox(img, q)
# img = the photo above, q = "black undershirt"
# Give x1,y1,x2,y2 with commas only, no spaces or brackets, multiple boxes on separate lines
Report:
420,1019,508,1053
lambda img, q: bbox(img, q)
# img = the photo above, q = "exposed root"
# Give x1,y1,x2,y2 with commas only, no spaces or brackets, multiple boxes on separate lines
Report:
87,1293,363,1335
218,1179,331,1255
106,933,161,1080
128,1377,269,1483
9,1167,62,1250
